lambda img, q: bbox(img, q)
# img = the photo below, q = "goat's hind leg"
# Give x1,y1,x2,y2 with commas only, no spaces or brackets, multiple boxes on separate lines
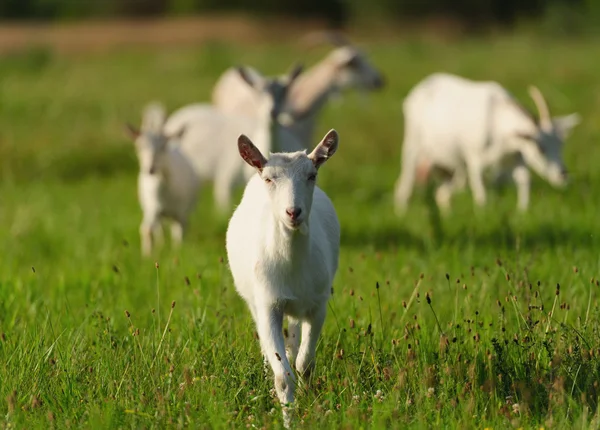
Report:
394,124,420,215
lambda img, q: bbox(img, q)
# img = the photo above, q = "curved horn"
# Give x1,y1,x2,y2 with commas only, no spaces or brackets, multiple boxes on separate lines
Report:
528,85,552,131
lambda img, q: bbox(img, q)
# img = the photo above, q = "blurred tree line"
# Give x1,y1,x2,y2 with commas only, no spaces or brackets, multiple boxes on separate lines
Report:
0,0,593,29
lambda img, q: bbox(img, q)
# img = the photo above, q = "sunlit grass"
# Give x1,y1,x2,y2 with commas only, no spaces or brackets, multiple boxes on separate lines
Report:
0,31,600,428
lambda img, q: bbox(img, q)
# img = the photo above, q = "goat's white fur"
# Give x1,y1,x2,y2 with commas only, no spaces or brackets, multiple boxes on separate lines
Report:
163,66,304,213
127,103,199,256
226,129,340,427
394,73,580,213
212,34,384,150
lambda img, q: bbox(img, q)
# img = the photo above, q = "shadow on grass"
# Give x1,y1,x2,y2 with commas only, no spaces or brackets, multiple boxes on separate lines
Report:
341,193,596,253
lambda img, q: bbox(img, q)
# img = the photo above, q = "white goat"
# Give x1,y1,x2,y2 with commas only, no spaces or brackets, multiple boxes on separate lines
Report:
394,73,581,213
126,103,198,256
163,65,304,213
211,32,384,149
226,129,340,427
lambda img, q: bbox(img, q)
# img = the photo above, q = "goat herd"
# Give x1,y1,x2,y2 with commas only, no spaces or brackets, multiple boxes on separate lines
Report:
124,32,580,426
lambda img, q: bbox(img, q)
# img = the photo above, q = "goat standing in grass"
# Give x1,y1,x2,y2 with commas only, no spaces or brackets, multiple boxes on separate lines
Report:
163,64,304,213
212,32,384,150
226,129,340,428
126,103,197,256
394,73,580,213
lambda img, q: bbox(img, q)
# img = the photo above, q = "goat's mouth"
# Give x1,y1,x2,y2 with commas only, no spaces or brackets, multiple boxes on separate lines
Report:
284,219,304,230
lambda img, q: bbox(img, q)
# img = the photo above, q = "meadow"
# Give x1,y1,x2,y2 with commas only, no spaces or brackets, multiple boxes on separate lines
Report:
1,21,600,429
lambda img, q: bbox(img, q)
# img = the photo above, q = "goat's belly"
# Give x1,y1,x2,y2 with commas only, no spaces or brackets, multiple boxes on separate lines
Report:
266,279,330,319
282,292,329,319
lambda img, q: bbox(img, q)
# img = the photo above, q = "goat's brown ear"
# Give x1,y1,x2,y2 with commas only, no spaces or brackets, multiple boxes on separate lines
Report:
238,134,267,172
309,129,339,168
125,123,140,140
515,131,537,142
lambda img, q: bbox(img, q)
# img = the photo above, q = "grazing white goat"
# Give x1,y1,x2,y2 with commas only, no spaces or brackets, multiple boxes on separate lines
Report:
163,64,304,213
394,73,581,213
226,129,340,427
211,32,384,149
126,103,198,256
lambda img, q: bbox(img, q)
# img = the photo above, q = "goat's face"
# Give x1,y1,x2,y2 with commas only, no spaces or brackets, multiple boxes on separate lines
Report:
516,87,581,188
134,130,169,175
262,155,317,232
517,113,580,188
238,129,339,234
237,64,304,125
125,102,172,175
331,46,385,92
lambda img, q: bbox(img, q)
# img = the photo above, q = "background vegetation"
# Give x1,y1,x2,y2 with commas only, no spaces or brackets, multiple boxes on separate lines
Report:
0,0,596,31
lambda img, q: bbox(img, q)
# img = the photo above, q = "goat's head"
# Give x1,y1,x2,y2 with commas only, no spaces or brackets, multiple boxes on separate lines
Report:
515,86,580,188
236,63,304,126
237,129,339,234
125,102,184,175
324,32,385,92
302,31,385,92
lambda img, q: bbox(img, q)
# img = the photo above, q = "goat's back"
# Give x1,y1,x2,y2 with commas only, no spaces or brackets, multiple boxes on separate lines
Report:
403,73,510,157
212,67,262,117
164,104,261,180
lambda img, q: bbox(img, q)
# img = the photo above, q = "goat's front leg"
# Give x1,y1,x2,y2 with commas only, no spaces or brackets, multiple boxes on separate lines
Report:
511,164,530,212
140,216,159,256
214,166,237,214
255,302,296,426
170,219,186,248
295,303,326,381
466,159,487,207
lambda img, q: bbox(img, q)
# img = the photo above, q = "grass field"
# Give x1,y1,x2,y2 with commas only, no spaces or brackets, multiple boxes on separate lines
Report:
1,21,600,429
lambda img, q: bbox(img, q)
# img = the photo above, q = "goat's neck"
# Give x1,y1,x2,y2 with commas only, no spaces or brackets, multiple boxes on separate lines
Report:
287,59,339,120
253,115,282,153
262,213,310,265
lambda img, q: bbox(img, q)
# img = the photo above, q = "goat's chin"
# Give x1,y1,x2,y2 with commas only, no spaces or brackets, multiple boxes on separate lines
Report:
281,220,309,236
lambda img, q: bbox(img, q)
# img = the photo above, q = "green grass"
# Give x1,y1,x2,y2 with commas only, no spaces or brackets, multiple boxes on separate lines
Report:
1,31,600,429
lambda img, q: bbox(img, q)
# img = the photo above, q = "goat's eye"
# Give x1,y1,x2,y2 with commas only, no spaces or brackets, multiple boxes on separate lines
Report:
264,178,272,184
308,173,317,181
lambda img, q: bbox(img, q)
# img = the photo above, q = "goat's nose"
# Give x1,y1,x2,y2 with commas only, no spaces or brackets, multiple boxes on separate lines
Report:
149,165,156,175
286,207,302,220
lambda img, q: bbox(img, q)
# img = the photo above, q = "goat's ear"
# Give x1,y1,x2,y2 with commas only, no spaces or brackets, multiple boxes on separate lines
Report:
125,123,140,140
515,131,537,142
165,125,186,141
236,66,263,89
238,134,267,171
309,129,339,168
554,113,581,139
287,63,304,83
